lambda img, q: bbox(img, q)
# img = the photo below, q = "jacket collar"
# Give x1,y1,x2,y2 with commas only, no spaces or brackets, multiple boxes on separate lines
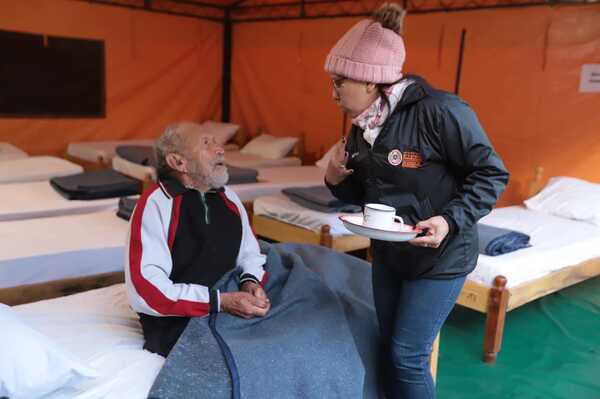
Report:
158,176,224,199
395,74,432,109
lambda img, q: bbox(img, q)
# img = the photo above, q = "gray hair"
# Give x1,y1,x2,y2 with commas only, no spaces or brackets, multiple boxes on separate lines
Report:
154,123,185,178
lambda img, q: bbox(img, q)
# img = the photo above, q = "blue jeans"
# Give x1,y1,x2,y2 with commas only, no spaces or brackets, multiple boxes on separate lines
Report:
372,264,466,399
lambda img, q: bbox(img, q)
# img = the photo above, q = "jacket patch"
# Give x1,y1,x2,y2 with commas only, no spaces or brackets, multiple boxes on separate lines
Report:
388,149,403,166
402,151,423,168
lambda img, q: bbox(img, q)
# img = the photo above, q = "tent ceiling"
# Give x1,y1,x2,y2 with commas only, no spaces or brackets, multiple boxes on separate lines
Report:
84,0,599,22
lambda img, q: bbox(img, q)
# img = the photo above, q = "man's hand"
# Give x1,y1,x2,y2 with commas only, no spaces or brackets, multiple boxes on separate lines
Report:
220,291,270,319
241,281,269,301
408,216,449,249
325,138,354,186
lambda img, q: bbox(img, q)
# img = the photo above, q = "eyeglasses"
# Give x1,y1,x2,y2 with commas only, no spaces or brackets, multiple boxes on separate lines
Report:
332,77,347,90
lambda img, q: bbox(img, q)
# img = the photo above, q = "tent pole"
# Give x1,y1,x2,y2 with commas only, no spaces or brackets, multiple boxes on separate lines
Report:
454,29,466,95
222,9,232,122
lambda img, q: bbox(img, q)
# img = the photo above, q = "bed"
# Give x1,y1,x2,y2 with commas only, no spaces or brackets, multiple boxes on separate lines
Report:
0,142,28,161
0,211,129,305
5,246,438,398
0,156,83,184
0,181,119,222
252,194,370,253
66,139,155,169
8,284,164,398
459,208,600,363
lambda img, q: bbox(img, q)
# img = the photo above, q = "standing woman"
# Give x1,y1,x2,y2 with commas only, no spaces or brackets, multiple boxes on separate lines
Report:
324,3,509,399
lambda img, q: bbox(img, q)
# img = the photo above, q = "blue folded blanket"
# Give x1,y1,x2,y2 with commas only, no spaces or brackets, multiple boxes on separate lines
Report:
478,224,531,256
148,242,380,399
282,185,361,213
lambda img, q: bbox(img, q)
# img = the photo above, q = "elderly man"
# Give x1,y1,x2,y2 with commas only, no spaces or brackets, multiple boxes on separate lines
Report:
125,121,270,357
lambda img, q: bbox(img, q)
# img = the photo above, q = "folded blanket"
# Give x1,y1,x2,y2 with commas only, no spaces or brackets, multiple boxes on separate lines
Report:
282,185,361,213
226,165,258,185
148,242,380,399
115,145,156,167
478,224,531,256
116,197,138,221
49,169,141,200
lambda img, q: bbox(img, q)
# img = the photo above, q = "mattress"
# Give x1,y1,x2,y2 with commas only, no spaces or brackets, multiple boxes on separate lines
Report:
470,206,600,288
0,142,28,161
0,181,119,222
67,139,154,163
0,156,83,184
230,166,325,203
253,195,353,236
0,211,129,289
225,151,301,168
13,284,164,398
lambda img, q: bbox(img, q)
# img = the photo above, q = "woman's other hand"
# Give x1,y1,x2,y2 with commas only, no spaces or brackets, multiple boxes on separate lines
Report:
325,138,354,185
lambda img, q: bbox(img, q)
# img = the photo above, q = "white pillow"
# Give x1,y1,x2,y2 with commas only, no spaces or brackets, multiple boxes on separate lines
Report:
524,176,600,227
240,134,299,160
316,143,337,169
201,120,240,145
0,304,97,399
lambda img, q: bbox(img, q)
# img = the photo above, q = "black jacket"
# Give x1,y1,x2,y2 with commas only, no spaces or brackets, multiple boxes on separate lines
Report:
328,76,509,279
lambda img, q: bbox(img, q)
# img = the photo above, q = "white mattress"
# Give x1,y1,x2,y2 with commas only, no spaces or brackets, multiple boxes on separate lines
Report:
0,156,83,184
0,142,28,161
0,211,129,289
470,206,600,288
67,139,154,163
0,181,119,222
225,151,301,168
230,166,325,203
13,284,164,398
253,194,353,236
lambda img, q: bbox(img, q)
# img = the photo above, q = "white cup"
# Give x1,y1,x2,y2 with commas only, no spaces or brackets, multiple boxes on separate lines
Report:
363,203,404,230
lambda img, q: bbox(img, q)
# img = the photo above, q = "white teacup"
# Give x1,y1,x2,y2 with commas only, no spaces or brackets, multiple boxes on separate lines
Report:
363,203,404,230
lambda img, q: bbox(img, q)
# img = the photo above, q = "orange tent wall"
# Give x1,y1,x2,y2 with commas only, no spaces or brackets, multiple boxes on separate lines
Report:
0,0,223,156
231,5,600,206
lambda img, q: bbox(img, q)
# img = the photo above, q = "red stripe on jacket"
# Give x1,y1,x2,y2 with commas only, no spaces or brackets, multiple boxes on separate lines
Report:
129,186,210,316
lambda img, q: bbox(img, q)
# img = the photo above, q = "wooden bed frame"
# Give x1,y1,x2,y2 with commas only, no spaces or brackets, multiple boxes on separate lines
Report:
64,152,110,171
458,166,600,363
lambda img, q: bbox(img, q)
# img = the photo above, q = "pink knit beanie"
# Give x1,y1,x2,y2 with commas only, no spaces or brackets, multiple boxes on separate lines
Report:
324,19,406,84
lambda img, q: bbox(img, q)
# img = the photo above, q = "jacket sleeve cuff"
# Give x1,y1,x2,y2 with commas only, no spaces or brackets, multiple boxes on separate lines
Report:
239,273,260,286
209,289,220,313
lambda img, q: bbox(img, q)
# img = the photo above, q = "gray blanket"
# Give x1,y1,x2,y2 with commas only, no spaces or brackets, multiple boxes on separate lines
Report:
478,223,531,256
148,243,380,399
49,169,141,200
225,165,258,185
116,145,156,167
282,185,361,213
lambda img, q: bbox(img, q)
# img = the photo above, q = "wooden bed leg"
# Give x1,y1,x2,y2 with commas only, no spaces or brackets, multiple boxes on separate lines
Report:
483,275,509,363
319,225,333,248
430,333,440,382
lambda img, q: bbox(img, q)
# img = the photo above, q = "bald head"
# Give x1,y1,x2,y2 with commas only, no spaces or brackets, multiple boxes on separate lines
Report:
154,121,227,190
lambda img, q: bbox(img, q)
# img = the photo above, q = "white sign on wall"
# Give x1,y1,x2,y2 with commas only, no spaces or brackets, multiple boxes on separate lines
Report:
579,64,600,93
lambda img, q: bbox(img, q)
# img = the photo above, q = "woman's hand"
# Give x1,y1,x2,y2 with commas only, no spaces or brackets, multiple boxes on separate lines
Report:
325,138,354,186
408,216,449,249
